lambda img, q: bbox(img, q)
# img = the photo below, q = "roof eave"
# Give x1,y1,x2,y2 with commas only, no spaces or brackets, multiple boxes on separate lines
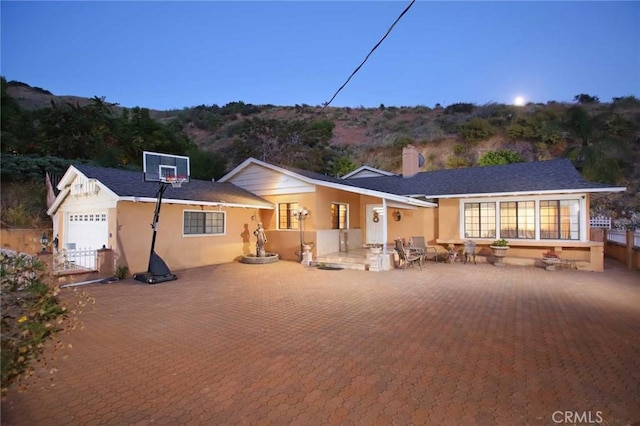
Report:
431,186,628,199
119,197,275,209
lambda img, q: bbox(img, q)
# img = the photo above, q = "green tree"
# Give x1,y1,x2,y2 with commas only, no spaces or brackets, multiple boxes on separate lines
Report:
573,93,600,104
188,148,228,181
564,106,631,183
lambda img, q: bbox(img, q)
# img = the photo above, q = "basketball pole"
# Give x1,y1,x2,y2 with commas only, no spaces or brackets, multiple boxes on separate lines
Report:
133,181,177,284
148,181,168,270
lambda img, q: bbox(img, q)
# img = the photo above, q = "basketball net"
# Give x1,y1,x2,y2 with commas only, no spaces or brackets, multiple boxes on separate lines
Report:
163,175,186,188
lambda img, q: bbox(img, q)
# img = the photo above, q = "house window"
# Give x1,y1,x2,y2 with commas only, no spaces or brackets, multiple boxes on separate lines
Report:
331,203,348,229
540,200,580,240
278,202,299,230
183,211,225,235
464,202,496,238
500,201,535,239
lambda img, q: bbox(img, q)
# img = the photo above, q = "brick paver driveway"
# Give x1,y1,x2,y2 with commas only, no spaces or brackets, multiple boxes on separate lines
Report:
2,260,639,425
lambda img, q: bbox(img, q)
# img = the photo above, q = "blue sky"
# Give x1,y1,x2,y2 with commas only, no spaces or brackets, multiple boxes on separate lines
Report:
1,1,639,110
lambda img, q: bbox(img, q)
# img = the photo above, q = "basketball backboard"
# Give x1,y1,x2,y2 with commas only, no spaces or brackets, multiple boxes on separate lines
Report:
143,151,190,183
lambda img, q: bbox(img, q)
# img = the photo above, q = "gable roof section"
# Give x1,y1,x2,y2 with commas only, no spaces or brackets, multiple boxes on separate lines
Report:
342,165,397,179
220,158,436,208
49,165,274,215
346,159,626,199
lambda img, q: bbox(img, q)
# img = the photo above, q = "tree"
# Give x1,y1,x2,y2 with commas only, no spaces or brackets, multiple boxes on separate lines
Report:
573,93,600,104
564,106,631,183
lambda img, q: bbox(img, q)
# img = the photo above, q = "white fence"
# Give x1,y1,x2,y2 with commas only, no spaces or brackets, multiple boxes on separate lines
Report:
54,248,97,273
606,230,640,248
590,216,611,229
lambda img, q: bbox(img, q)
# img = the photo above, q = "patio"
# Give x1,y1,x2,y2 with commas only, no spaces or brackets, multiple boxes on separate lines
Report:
2,259,639,425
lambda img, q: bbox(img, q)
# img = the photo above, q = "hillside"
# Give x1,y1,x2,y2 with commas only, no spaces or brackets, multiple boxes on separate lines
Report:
3,80,639,225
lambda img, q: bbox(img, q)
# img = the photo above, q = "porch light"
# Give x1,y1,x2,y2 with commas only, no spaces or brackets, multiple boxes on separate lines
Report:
40,233,48,253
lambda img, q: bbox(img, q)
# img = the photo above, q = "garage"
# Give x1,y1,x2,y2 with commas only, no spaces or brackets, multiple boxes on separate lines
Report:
65,212,108,251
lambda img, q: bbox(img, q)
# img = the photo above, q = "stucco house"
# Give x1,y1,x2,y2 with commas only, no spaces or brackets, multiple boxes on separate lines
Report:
48,146,625,273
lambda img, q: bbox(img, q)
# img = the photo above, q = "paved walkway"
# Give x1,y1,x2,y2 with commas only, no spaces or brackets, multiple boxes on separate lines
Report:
2,260,639,425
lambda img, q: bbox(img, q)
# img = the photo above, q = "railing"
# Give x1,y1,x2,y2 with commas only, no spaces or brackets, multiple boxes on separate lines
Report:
53,248,98,273
606,230,640,248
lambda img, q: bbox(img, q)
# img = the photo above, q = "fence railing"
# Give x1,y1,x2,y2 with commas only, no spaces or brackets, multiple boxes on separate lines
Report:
606,230,640,248
53,248,98,273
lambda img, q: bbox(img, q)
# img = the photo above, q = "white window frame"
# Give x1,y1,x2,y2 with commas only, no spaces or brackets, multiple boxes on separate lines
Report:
459,194,587,242
182,210,226,237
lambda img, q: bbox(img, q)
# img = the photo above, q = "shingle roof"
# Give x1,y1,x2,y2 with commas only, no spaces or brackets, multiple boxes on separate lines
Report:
346,159,624,197
73,165,274,208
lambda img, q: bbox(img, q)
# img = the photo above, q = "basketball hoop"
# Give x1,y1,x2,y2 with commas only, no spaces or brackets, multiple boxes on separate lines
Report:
163,175,186,188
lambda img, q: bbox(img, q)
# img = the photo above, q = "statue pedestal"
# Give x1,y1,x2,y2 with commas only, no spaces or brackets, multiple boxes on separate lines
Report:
301,245,313,265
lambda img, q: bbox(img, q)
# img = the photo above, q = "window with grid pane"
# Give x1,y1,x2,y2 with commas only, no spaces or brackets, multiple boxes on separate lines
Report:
500,201,535,239
331,203,348,229
540,200,580,240
183,211,225,235
464,202,496,238
278,202,299,230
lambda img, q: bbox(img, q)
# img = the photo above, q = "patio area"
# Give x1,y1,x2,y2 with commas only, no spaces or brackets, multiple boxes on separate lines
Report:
2,259,639,425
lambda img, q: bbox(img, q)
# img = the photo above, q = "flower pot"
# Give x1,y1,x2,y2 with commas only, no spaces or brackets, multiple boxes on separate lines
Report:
542,257,560,271
490,245,509,266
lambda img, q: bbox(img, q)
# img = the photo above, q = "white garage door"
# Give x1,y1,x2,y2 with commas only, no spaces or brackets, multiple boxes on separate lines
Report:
66,212,108,250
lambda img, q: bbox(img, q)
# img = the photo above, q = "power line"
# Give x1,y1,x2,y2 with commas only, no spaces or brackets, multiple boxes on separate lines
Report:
319,0,417,113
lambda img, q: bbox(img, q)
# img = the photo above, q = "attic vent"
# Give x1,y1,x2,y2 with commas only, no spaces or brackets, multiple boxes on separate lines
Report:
71,179,99,196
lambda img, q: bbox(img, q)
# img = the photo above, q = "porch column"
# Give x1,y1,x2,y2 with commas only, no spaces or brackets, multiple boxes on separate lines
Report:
382,198,388,255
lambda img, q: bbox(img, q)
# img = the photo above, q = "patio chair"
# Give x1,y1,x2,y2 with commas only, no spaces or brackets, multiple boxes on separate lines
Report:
395,239,422,270
463,240,477,264
410,236,439,263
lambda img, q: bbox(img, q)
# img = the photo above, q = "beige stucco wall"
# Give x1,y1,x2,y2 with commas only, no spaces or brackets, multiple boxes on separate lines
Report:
115,201,258,273
1,228,53,254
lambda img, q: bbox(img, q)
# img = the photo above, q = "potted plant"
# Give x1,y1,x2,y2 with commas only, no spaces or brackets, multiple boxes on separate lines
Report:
542,249,560,271
490,239,509,266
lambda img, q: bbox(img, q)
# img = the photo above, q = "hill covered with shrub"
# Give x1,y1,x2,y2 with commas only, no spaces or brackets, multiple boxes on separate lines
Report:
2,78,639,228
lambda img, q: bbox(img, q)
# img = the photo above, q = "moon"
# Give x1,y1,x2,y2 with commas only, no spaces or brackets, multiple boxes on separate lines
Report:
514,96,526,106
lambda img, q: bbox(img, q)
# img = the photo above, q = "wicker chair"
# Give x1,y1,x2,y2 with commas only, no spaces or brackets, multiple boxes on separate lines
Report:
395,239,422,270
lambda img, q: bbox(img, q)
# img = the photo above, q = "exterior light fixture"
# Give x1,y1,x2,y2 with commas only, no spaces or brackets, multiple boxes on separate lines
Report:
293,207,311,261
40,233,49,253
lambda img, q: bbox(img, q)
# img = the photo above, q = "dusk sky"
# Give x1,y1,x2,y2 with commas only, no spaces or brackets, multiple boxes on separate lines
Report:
1,1,639,111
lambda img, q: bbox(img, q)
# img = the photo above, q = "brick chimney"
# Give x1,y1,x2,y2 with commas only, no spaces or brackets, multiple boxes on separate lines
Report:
402,145,420,178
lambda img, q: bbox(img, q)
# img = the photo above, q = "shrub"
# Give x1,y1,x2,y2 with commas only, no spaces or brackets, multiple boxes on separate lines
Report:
458,118,496,143
0,251,94,395
445,156,471,169
444,102,475,115
478,150,523,166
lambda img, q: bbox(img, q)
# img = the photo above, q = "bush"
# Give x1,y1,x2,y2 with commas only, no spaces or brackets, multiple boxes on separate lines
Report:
445,156,471,169
478,150,523,166
458,118,496,143
0,251,94,395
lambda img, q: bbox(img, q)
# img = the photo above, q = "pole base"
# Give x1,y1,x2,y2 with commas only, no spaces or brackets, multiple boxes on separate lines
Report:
133,272,178,284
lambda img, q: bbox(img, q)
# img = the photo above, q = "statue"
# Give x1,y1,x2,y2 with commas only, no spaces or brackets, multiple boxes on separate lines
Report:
253,222,267,257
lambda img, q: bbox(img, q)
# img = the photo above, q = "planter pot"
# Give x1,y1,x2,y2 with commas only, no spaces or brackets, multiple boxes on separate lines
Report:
542,257,560,271
490,245,509,266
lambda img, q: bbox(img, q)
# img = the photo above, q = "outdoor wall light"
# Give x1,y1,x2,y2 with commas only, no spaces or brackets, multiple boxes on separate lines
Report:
40,233,48,253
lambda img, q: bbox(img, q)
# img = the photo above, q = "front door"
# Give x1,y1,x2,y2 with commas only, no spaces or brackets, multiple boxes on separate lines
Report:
365,204,384,245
